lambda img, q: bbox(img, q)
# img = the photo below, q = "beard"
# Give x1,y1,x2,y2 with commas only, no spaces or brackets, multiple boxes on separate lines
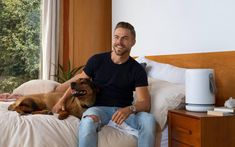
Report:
112,45,130,56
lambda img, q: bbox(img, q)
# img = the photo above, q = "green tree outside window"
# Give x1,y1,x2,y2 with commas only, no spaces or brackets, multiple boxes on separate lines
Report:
0,0,41,92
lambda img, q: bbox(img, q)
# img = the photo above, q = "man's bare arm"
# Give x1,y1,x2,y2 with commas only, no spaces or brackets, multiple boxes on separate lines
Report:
54,71,90,92
52,71,90,112
133,86,151,112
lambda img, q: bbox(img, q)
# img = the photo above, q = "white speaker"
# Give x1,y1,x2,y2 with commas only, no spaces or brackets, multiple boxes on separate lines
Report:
185,69,216,112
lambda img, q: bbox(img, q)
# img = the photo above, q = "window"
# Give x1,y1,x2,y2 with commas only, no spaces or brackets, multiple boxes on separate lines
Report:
0,0,41,92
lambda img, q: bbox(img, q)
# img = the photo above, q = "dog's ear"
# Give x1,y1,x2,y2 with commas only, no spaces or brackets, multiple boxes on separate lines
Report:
80,78,100,94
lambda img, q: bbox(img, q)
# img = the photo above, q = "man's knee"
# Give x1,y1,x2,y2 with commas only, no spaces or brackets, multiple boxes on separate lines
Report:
83,115,100,122
80,115,101,132
82,107,102,122
137,112,156,127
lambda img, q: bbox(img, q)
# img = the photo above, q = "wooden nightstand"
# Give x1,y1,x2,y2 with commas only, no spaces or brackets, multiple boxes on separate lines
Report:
168,109,235,147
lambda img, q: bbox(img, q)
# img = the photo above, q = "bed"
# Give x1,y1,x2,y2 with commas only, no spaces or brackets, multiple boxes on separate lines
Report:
0,51,234,147
0,78,173,147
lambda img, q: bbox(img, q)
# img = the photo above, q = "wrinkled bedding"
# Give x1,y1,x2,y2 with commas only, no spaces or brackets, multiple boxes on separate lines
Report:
0,102,78,147
0,102,138,147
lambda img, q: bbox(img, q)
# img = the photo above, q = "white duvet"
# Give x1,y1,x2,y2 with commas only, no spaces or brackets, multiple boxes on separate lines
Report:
0,102,137,147
0,102,79,147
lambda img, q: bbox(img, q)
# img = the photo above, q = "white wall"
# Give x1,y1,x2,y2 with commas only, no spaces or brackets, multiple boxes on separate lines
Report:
112,0,235,56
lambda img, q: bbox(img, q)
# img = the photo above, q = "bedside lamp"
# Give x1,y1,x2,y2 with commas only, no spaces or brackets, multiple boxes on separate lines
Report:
185,69,216,112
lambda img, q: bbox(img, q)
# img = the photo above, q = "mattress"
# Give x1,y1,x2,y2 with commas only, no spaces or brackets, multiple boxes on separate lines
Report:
160,126,168,147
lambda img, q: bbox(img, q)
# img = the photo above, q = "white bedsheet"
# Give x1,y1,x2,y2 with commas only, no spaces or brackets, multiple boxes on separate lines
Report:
0,102,168,147
0,102,79,147
160,126,168,147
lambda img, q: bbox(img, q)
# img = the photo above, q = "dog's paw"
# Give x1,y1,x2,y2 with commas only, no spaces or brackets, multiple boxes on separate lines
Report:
58,115,66,120
47,111,53,115
58,110,69,120
8,104,15,111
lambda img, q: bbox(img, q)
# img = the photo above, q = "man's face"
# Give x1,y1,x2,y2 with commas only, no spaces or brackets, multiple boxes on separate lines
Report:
112,28,135,56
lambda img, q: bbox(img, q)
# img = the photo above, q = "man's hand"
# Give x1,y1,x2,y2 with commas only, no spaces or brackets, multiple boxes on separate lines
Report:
112,107,132,125
0,93,11,99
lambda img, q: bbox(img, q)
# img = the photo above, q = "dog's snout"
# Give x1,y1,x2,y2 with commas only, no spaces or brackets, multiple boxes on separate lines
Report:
71,82,79,90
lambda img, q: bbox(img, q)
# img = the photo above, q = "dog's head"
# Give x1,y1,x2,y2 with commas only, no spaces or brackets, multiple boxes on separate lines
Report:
70,78,97,107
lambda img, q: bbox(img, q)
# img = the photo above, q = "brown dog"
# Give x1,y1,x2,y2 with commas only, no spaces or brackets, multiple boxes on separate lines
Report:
8,78,97,120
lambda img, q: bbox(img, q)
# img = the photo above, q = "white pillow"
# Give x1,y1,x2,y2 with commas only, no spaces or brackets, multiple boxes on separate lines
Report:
13,79,61,95
148,77,185,130
136,56,186,84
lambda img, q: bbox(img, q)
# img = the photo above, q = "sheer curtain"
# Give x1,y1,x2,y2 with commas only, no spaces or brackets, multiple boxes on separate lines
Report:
41,0,60,80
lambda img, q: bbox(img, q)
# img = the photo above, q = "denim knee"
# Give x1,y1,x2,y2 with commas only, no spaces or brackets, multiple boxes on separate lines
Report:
78,117,99,147
137,112,156,131
136,112,156,147
82,107,101,117
79,117,98,133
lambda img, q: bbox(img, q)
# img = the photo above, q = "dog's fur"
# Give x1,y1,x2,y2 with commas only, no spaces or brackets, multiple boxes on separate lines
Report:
8,78,97,120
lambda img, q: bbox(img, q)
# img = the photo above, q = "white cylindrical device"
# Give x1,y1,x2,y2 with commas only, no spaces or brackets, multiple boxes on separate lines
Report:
185,69,216,112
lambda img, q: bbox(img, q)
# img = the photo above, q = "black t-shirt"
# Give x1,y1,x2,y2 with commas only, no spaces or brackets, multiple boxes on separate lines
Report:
83,52,148,107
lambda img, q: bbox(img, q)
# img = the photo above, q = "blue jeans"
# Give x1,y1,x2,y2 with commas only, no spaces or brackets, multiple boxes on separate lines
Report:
78,106,156,147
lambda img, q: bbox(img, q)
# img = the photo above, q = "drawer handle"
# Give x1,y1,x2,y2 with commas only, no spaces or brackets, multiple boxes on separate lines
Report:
175,127,192,135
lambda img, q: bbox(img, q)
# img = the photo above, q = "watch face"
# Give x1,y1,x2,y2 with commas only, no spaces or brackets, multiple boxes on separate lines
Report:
130,105,136,112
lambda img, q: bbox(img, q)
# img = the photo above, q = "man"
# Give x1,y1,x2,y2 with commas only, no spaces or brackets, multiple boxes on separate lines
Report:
53,22,156,147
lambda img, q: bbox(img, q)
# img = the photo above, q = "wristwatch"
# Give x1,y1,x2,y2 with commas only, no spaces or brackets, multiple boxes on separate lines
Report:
129,105,136,113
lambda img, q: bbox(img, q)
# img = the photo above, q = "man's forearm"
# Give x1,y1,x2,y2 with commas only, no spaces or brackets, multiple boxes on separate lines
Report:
59,87,72,104
55,72,90,92
55,75,79,92
133,100,151,113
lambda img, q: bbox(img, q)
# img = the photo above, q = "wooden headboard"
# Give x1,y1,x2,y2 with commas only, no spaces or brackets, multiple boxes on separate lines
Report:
146,51,235,106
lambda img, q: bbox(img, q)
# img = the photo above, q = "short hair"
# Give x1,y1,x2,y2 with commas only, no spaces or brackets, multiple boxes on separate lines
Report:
115,22,136,39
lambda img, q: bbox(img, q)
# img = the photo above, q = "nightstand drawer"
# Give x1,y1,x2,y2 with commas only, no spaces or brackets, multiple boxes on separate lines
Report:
169,110,235,147
170,113,201,146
